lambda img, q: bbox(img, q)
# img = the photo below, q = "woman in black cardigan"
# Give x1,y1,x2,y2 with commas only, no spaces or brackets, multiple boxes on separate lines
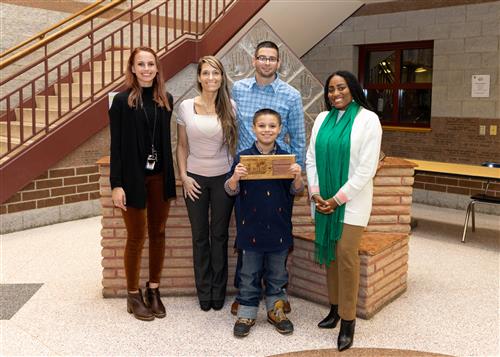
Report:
109,47,176,321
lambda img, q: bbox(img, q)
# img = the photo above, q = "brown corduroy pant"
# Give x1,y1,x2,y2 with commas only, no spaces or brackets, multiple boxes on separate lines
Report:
326,223,364,320
121,174,170,291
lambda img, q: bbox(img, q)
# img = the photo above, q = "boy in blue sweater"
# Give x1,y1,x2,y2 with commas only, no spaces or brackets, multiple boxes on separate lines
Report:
225,108,304,337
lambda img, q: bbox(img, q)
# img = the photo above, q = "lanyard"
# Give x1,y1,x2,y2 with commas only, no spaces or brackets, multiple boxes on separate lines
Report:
141,102,158,155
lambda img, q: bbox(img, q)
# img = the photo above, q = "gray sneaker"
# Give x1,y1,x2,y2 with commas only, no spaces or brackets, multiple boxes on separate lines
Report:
233,317,256,337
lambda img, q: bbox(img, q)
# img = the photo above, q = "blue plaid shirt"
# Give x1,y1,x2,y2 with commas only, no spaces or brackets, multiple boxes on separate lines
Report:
232,76,306,168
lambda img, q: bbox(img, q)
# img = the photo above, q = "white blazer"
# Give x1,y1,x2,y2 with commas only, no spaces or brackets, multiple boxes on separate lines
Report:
306,107,382,227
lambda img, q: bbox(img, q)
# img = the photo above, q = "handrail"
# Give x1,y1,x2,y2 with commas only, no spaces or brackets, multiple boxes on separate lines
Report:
0,0,107,59
0,0,240,161
0,0,126,69
0,0,148,88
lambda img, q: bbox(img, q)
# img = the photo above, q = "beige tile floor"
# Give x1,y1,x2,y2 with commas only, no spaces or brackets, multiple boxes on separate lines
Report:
1,203,499,356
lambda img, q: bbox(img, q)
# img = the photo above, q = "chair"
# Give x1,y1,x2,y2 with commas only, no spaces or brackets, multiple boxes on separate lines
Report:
461,161,500,243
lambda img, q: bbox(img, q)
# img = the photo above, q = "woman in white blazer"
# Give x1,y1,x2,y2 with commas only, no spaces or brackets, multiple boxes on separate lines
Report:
306,70,382,352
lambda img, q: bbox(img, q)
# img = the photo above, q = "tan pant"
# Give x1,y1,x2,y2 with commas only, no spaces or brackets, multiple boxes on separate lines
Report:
326,223,364,320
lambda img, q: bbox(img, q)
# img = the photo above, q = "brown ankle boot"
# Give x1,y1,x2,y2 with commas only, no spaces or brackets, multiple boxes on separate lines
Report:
127,289,154,321
145,282,166,318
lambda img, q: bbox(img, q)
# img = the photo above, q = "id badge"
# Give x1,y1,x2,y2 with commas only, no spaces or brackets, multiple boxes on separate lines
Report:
145,151,157,170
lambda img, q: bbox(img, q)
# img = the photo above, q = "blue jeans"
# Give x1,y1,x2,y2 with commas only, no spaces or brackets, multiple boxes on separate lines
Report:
236,248,288,319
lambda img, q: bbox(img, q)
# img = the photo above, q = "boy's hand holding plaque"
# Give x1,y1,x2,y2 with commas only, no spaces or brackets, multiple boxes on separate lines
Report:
239,154,296,180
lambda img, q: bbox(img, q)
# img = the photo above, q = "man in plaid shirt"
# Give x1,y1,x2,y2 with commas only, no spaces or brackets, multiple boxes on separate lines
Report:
232,40,306,168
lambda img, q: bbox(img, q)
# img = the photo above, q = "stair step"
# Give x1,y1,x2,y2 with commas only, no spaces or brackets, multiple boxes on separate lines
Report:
55,83,103,97
0,135,21,150
0,140,16,155
0,121,45,139
14,108,61,123
35,95,84,110
0,136,31,156
91,60,127,73
72,70,121,84
106,49,131,60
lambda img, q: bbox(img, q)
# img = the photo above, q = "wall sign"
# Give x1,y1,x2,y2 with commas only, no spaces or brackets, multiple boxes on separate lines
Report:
471,75,490,98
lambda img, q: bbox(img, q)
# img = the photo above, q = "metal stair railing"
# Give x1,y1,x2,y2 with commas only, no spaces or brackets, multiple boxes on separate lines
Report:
0,0,236,162
0,0,108,63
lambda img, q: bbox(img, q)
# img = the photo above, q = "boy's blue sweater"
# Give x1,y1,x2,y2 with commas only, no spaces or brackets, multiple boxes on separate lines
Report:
229,143,295,253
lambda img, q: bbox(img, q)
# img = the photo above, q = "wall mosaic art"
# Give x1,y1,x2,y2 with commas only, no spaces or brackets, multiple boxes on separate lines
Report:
170,19,326,174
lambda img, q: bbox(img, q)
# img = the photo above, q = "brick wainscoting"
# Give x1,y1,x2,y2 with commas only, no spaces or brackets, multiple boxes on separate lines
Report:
0,165,100,215
412,170,500,215
381,118,500,166
98,156,415,319
414,172,500,198
0,165,102,233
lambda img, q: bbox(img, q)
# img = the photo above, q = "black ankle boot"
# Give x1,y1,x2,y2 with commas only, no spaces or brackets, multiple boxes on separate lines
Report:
145,282,166,318
337,319,356,352
318,304,340,329
127,289,154,321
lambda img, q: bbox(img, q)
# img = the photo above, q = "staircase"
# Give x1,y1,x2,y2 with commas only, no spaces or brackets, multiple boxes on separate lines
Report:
3,50,126,141
0,0,268,203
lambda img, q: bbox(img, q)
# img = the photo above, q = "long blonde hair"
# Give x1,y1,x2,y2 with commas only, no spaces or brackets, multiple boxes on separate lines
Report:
197,56,237,156
125,47,170,110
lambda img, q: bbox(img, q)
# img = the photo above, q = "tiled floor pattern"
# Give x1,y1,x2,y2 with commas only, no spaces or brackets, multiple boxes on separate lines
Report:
0,203,498,356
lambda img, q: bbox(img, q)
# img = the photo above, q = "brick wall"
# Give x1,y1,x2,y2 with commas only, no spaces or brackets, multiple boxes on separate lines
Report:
0,165,100,215
357,234,409,318
368,160,414,233
289,233,409,319
301,1,500,165
381,117,500,165
414,171,500,197
99,155,415,320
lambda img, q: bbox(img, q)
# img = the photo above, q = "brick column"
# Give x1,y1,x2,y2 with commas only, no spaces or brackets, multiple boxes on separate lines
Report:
369,157,416,233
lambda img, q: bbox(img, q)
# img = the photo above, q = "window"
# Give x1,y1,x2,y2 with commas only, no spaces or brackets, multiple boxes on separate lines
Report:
359,41,433,128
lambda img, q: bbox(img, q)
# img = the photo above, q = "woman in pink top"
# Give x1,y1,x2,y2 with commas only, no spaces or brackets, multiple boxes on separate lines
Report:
176,56,237,311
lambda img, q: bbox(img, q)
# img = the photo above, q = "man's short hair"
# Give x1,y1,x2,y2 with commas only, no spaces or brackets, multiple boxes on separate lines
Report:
252,108,282,125
255,41,279,59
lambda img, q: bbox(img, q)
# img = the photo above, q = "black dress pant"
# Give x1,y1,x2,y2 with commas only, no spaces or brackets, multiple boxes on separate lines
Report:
185,172,234,303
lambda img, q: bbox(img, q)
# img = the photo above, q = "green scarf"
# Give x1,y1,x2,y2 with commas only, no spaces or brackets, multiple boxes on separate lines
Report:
314,101,359,267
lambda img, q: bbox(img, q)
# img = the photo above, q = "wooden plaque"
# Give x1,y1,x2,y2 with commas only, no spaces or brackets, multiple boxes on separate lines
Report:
239,154,296,180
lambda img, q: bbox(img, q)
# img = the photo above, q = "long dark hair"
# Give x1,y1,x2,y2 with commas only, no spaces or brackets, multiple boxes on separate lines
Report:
125,46,170,110
323,70,372,112
196,56,237,156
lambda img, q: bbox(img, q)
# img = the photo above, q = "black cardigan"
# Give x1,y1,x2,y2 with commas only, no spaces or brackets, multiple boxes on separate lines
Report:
109,90,176,208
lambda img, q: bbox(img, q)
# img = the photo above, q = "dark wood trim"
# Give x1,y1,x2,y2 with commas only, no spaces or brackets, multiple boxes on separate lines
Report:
359,40,433,127
0,0,269,203
359,41,434,51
